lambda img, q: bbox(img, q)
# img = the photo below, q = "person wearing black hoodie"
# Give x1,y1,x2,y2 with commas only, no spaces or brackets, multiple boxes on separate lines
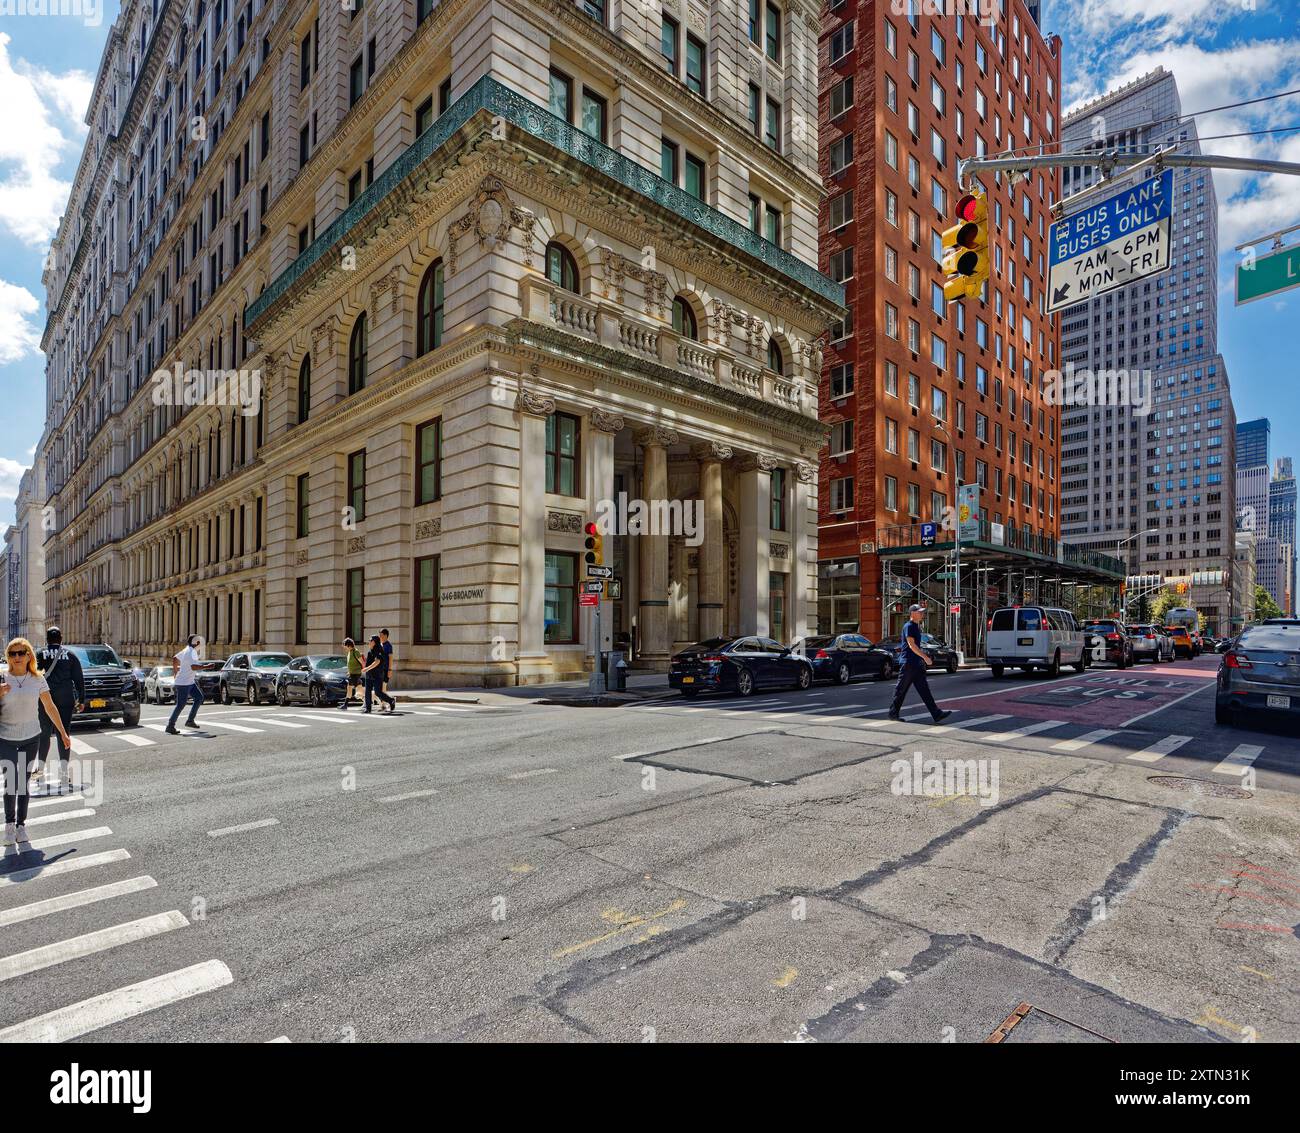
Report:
35,626,84,794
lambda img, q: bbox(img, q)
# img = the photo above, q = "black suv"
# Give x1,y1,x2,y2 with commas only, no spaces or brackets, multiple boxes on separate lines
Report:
1083,620,1134,668
66,644,143,727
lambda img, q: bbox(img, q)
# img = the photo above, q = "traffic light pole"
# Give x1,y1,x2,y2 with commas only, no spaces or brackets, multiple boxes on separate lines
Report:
958,150,1300,193
589,603,606,697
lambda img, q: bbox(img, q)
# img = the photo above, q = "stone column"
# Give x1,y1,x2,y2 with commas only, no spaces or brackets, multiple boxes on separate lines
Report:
587,410,623,656
636,426,678,664
792,461,816,639
736,453,776,636
692,441,732,640
516,390,554,674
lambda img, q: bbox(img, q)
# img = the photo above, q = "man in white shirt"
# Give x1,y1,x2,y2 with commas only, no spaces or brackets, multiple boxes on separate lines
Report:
166,635,205,734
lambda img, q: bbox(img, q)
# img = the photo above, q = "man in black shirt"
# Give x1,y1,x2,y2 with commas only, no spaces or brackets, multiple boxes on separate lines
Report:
36,627,85,792
888,604,951,723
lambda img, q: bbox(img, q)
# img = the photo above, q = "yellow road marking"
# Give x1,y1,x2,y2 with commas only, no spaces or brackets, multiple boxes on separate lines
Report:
552,899,688,959
1193,1004,1254,1039
508,863,534,874
927,792,979,809
1238,965,1274,981
773,966,798,988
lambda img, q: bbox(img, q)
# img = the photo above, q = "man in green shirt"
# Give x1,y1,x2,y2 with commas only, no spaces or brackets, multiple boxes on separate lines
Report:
340,637,364,709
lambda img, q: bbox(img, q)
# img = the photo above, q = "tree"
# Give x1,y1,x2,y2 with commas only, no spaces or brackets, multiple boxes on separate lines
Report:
1254,585,1283,622
1149,587,1179,624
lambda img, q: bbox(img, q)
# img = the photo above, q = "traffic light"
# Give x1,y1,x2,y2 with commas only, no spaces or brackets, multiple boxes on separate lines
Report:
941,191,990,302
584,521,604,567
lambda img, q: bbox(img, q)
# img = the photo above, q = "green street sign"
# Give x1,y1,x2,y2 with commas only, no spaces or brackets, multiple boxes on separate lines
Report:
1236,243,1300,305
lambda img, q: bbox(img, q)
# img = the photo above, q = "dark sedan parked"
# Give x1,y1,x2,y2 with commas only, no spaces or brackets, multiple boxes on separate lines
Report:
890,633,960,674
670,636,814,697
218,652,293,705
802,634,897,684
275,655,350,707
193,659,226,699
1216,621,1300,727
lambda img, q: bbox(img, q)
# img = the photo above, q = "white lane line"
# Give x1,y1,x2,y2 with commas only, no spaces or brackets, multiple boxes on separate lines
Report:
983,719,1069,743
27,793,87,810
280,712,358,724
0,911,188,983
105,732,155,748
24,808,96,828
267,1035,291,1043
24,827,112,851
1212,743,1265,777
234,717,308,729
207,818,279,838
0,876,157,929
412,705,473,713
505,768,558,780
1051,729,1120,752
0,959,233,1043
0,849,131,888
675,707,709,714
377,789,438,803
69,738,98,756
196,719,263,734
142,724,202,736
1127,734,1193,763
926,713,1014,735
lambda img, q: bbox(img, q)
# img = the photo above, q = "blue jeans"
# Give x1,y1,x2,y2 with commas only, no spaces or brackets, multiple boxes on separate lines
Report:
168,683,204,728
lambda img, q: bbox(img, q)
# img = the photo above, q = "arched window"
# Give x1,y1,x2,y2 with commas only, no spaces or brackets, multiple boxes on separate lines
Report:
767,338,784,375
545,241,579,293
297,354,312,424
417,260,445,356
348,313,368,394
672,296,698,340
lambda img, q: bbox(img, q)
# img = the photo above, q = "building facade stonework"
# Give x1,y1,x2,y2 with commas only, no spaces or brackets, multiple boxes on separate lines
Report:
39,0,841,685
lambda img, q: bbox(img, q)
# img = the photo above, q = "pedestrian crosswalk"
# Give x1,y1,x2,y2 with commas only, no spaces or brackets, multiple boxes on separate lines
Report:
0,789,233,1042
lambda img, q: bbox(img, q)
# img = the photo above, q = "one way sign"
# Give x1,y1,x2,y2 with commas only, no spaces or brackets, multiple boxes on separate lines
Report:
1047,169,1173,313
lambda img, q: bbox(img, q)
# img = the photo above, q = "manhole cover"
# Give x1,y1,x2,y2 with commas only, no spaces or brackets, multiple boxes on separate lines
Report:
1148,775,1252,800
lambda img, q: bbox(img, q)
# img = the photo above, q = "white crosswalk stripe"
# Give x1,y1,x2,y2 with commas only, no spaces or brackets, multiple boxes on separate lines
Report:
281,712,358,724
23,827,113,852
0,911,189,983
1212,743,1264,777
983,719,1068,743
926,713,1012,735
23,808,95,828
0,849,131,888
194,719,263,734
1127,735,1193,763
69,738,97,756
106,732,155,747
0,960,233,1043
234,716,308,728
1051,729,1120,752
0,877,157,929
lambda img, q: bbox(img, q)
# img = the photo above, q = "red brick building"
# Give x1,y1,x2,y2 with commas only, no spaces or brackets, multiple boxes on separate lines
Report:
816,0,1073,650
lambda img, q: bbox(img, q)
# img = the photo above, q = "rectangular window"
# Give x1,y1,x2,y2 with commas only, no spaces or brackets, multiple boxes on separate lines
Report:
660,138,678,184
544,552,578,644
660,14,679,73
346,568,364,644
416,96,434,136
765,98,781,150
546,412,580,496
830,77,853,118
416,419,442,505
831,362,854,398
885,475,897,511
748,0,761,44
770,466,787,531
414,555,440,644
830,478,853,513
748,83,761,136
295,577,309,643
684,153,706,201
348,449,367,523
296,473,310,538
548,67,572,121
349,56,363,106
581,88,607,142
830,20,854,63
829,134,853,174
765,3,781,61
686,35,706,95
829,420,853,456
763,201,781,245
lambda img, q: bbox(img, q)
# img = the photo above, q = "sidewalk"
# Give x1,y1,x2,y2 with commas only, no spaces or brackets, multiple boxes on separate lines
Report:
392,671,674,707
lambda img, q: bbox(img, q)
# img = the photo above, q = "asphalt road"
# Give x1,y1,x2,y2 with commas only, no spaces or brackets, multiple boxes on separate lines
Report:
0,655,1296,1043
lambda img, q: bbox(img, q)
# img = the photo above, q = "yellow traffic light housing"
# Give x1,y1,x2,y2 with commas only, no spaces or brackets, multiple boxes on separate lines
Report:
941,191,990,302
584,521,604,567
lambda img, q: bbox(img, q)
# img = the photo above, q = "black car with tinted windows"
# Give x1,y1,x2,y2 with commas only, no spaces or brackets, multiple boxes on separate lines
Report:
275,655,350,706
66,644,142,728
890,633,960,674
670,636,814,697
192,659,226,699
802,634,898,684
218,652,293,705
1083,619,1134,668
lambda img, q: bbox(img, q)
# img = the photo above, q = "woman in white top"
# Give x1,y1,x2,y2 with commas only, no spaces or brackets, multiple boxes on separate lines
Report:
1,637,72,845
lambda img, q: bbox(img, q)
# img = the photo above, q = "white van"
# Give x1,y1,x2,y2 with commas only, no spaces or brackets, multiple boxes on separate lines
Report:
985,606,1089,678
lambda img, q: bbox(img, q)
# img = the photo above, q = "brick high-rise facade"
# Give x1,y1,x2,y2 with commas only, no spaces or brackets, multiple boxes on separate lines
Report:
816,1,1065,645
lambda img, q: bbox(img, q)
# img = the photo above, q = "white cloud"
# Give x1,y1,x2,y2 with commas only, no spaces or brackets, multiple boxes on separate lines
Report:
0,32,93,247
0,278,41,364
0,455,26,506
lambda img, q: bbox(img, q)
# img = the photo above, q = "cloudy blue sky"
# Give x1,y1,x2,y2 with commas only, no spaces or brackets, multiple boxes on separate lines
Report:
0,0,1298,526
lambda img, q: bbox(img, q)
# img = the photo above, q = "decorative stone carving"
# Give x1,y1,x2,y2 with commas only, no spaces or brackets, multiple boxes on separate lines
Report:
546,509,584,534
446,175,538,274
516,390,556,417
296,548,309,565
590,409,625,433
691,441,734,463
598,247,669,318
635,426,680,449
415,517,442,539
794,462,815,483
735,453,779,473
311,319,333,363
769,542,790,559
347,536,367,554
370,266,403,323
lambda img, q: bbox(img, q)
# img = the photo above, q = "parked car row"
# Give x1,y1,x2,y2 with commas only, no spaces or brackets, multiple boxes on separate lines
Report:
138,652,354,709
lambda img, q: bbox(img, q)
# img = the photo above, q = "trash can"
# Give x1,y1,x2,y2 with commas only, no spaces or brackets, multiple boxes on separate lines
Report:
608,650,627,692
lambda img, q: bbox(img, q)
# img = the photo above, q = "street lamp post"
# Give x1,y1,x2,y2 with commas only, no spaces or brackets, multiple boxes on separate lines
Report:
1116,528,1157,619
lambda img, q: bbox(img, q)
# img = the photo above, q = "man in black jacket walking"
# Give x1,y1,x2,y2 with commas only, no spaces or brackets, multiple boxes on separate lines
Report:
36,626,84,793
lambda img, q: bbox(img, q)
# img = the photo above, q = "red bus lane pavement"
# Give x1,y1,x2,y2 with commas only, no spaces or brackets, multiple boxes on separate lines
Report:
949,656,1220,729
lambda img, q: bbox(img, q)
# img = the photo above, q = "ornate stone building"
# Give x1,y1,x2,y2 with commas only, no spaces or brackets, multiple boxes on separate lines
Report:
39,0,840,684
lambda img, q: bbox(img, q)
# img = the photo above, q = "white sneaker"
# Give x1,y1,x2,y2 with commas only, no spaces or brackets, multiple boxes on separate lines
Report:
14,824,29,843
2,823,14,846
